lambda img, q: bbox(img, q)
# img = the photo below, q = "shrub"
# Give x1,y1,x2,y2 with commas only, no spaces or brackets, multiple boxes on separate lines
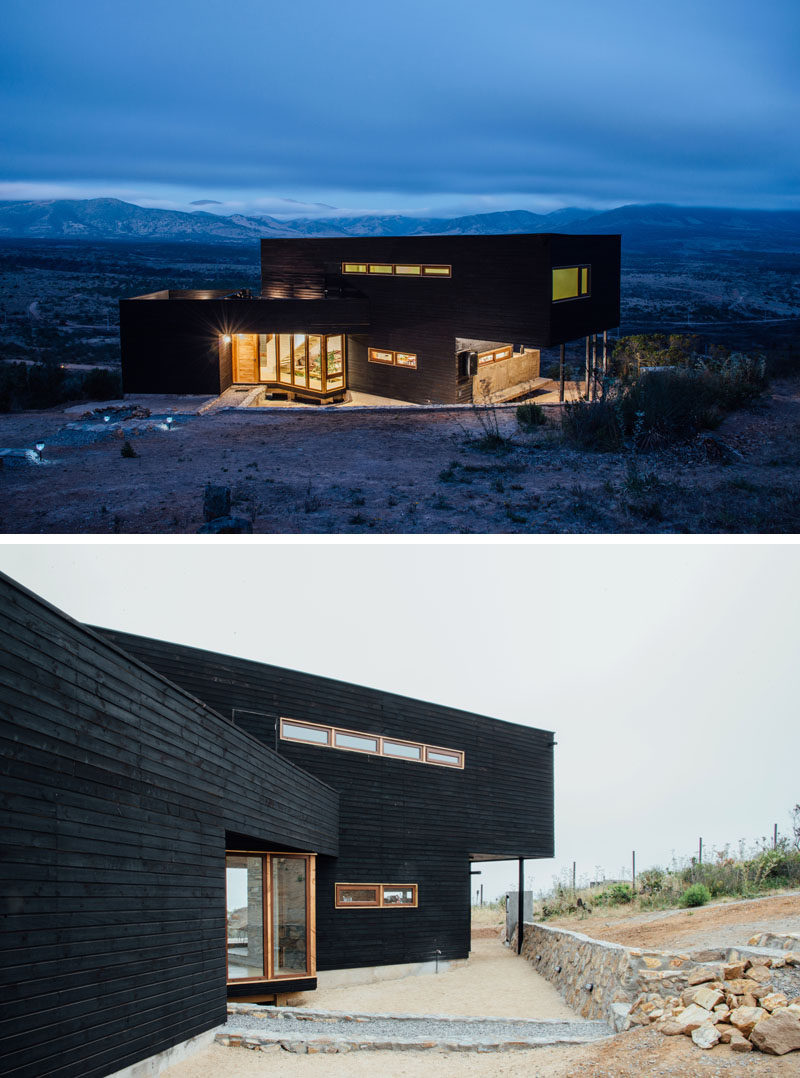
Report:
605,882,633,905
680,883,711,907
561,397,624,451
120,441,137,458
516,402,547,429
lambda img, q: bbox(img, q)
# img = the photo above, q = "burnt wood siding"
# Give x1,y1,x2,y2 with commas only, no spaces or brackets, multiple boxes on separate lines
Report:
97,630,555,975
260,234,620,402
119,294,369,395
0,576,338,1078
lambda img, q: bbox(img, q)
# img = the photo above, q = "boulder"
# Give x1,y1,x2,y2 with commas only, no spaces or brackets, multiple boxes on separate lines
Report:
723,961,746,980
713,1005,730,1022
749,1009,800,1055
691,1023,720,1050
674,1003,715,1034
688,967,718,986
725,978,761,995
203,483,231,522
742,994,758,1008
659,1020,684,1036
747,964,773,984
693,986,724,1011
717,1025,735,1043
785,952,800,966
729,1029,753,1052
729,1005,766,1036
761,992,788,1012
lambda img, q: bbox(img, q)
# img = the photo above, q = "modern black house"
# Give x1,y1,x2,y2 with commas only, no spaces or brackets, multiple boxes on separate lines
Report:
119,233,620,405
1,572,554,1078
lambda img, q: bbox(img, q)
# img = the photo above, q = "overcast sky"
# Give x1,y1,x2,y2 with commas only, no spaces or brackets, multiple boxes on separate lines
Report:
1,0,798,217
2,541,797,901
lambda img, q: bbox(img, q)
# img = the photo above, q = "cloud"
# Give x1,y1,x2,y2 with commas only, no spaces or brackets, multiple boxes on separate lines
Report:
189,199,222,206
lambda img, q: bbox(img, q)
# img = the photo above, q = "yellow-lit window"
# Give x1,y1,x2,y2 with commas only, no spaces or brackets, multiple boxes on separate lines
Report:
553,265,590,302
369,264,393,275
395,264,422,276
422,265,451,277
369,349,395,364
395,352,417,368
342,262,367,273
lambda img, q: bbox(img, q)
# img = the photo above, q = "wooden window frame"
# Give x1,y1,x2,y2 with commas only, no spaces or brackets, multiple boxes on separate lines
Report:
340,262,452,279
552,264,591,303
279,717,464,769
368,348,418,370
225,851,317,985
335,883,418,909
477,344,514,366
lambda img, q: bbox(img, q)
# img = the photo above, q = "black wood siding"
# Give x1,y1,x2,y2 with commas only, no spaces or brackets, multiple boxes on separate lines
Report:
0,575,338,1078
97,630,555,976
119,293,369,395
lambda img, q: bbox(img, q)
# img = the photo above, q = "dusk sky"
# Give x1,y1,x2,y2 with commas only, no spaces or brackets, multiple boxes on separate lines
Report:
2,0,798,218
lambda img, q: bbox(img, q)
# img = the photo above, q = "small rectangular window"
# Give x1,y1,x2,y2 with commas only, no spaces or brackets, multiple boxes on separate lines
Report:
342,262,367,274
395,352,417,368
581,267,589,294
369,349,395,365
369,264,393,275
335,884,417,908
335,885,380,906
383,739,422,760
426,747,464,768
422,265,451,277
395,264,422,275
281,720,330,746
382,885,417,907
334,730,379,754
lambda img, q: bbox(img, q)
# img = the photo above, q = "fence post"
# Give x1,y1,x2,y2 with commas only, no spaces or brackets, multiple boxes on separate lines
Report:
632,851,636,894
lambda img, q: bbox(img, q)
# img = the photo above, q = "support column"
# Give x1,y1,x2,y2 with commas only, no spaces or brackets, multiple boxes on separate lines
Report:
584,337,591,400
591,334,598,400
603,330,608,376
559,343,565,403
517,858,524,955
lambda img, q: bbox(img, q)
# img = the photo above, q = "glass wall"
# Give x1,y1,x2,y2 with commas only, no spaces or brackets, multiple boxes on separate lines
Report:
272,857,309,975
226,852,314,983
232,333,345,392
226,855,265,979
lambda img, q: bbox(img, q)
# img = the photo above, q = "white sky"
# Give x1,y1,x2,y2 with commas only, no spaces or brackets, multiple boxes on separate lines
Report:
2,541,797,903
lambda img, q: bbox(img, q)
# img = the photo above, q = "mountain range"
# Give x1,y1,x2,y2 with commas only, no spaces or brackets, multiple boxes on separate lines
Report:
1,198,799,251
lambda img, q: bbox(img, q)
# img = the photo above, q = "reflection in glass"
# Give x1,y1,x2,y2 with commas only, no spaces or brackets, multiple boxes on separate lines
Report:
383,740,422,760
383,886,415,905
427,749,461,766
279,335,292,383
395,352,417,368
293,334,307,387
337,886,379,905
308,336,322,391
334,731,378,753
326,336,344,388
226,855,264,979
272,857,308,975
260,334,277,381
283,721,329,745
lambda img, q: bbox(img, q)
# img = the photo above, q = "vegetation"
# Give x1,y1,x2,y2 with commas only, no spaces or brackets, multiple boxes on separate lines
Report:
561,337,767,452
534,813,800,921
0,360,122,412
680,883,712,908
516,402,547,429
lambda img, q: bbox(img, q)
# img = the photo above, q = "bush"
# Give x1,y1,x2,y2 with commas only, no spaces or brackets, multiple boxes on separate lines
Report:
680,883,711,907
516,402,547,429
120,441,137,458
604,882,633,905
561,397,624,451
0,361,123,412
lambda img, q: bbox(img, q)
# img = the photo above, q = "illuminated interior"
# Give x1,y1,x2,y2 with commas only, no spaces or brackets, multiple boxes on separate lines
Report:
232,333,344,393
552,265,591,302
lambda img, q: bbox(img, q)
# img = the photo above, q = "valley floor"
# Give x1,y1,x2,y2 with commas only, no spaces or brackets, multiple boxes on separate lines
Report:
1,378,799,534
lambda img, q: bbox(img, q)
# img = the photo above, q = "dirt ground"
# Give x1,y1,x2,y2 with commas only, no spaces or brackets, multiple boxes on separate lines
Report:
2,377,800,534
545,892,800,952
161,902,800,1078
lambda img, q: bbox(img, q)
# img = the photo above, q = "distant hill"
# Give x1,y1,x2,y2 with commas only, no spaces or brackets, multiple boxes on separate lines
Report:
1,198,799,252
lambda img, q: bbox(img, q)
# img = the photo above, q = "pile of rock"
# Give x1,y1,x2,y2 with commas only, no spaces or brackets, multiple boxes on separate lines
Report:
628,952,800,1055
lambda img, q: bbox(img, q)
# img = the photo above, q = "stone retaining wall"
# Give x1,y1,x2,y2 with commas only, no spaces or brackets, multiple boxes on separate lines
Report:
517,922,707,1031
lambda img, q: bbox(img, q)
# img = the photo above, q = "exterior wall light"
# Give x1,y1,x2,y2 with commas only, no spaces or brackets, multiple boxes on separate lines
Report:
222,335,232,344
